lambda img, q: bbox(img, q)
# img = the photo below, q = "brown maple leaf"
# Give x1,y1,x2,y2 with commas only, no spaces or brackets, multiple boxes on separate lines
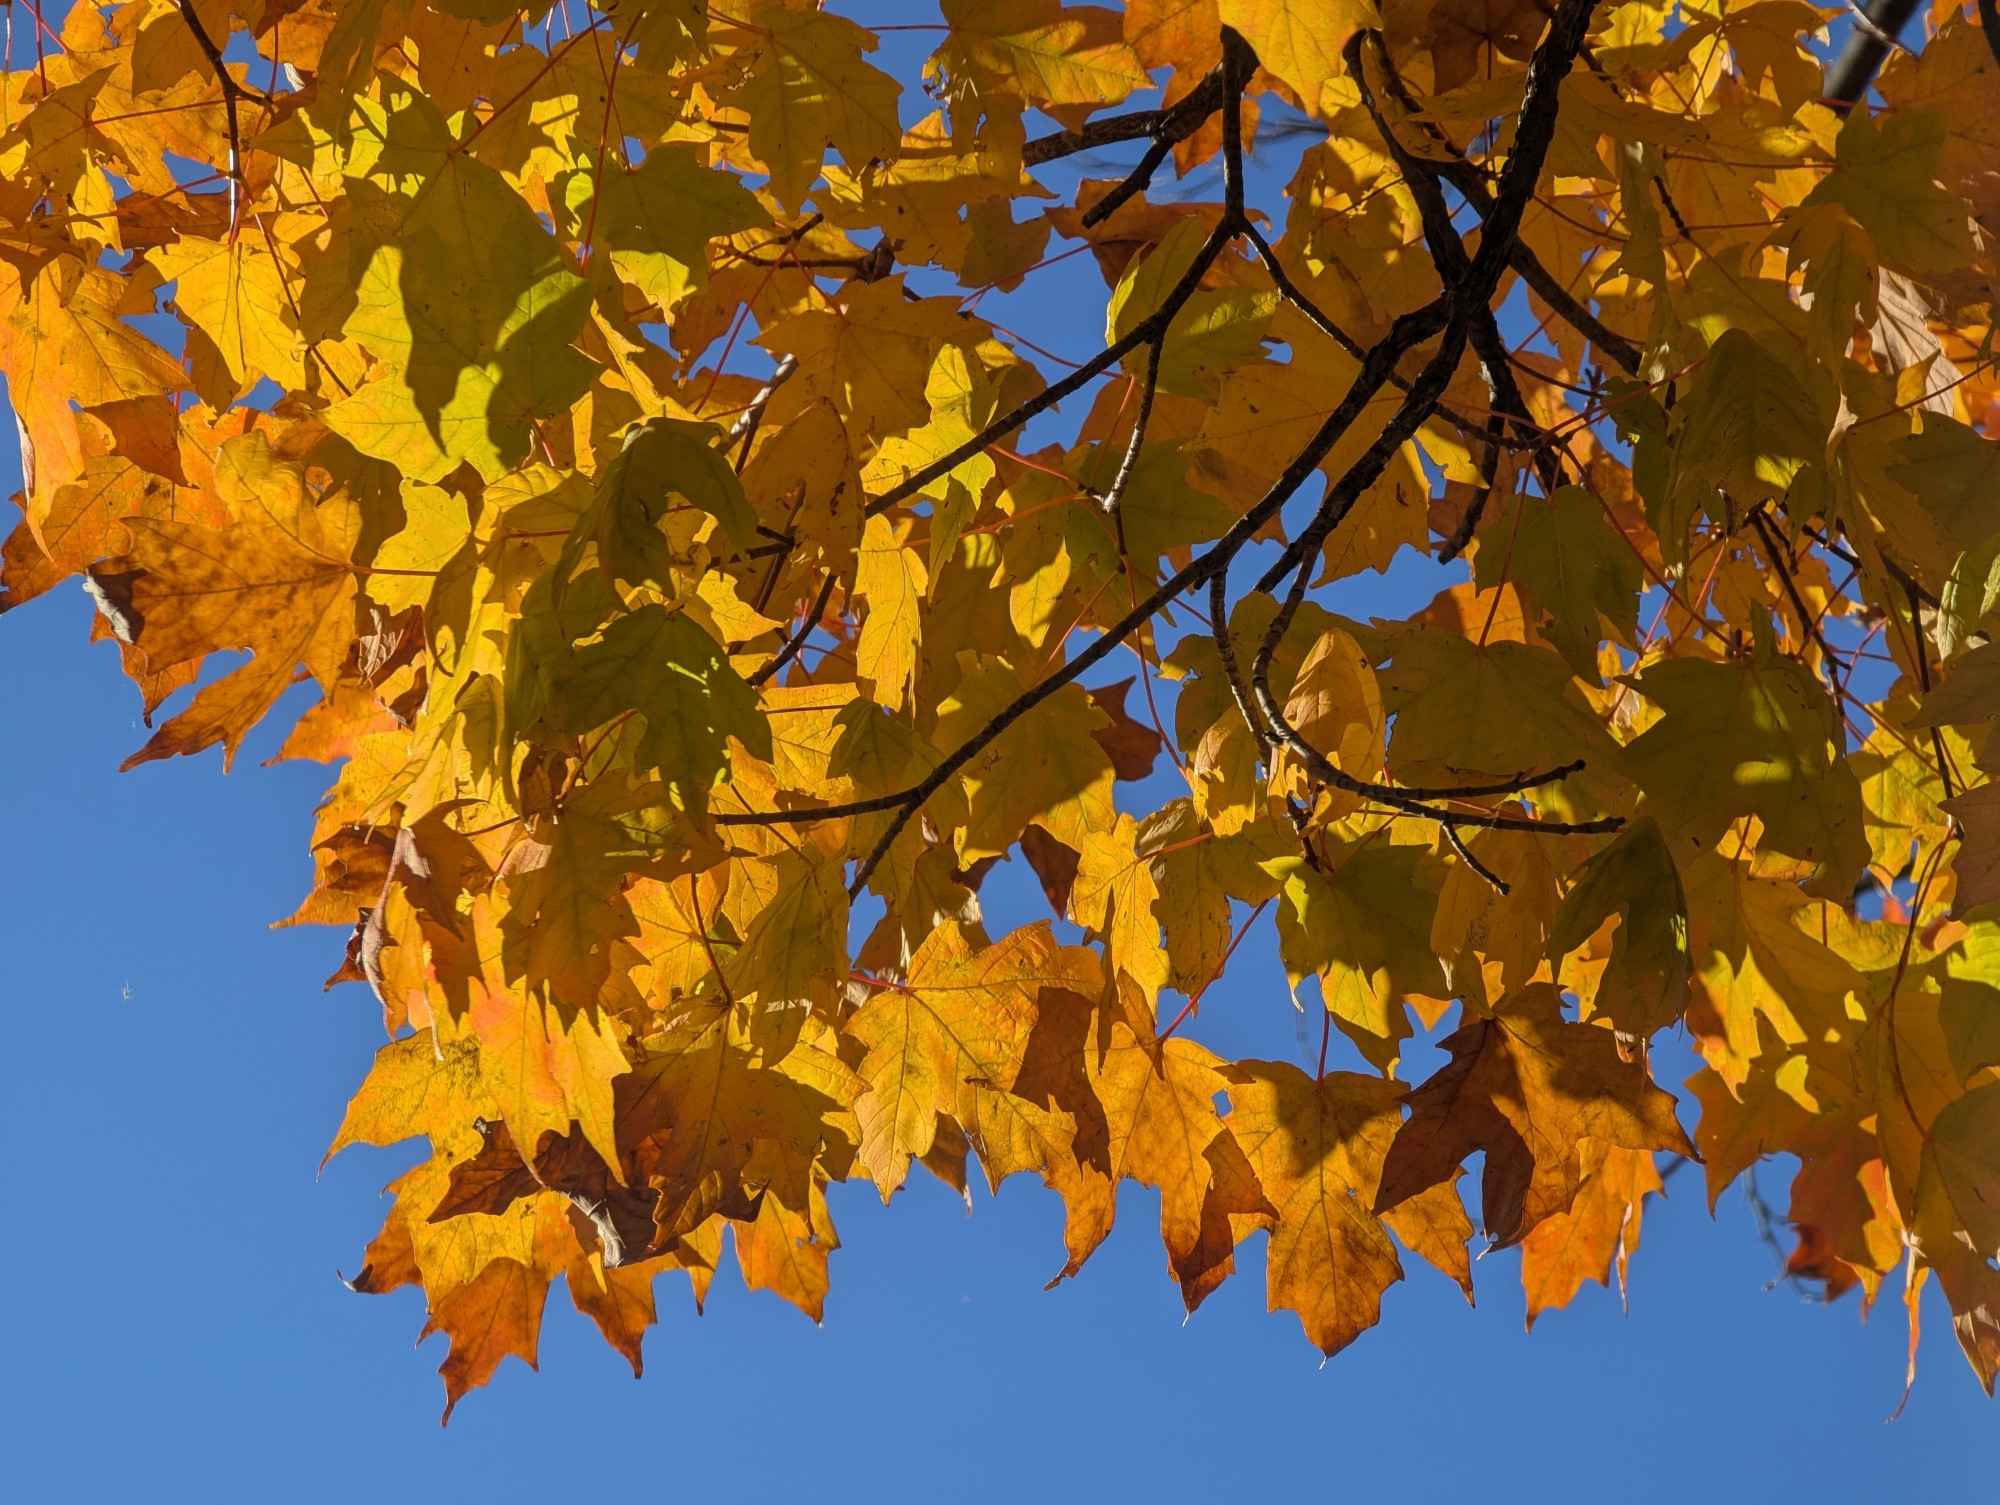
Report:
1376,986,1694,1247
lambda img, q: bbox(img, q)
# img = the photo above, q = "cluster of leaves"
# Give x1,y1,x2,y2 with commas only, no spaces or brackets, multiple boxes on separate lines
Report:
12,0,2000,1415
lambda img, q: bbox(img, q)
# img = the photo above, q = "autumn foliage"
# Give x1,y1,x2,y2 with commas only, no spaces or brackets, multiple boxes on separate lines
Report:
12,0,2000,1416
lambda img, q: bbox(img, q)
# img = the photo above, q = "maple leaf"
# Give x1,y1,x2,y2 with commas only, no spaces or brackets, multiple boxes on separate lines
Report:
763,278,979,441
1801,107,1978,276
1376,986,1694,1247
615,1008,861,1252
562,144,769,311
853,514,927,711
1678,851,1863,1086
1228,1062,1464,1357
1376,621,1622,811
1475,486,1642,684
1545,817,1690,1040
1265,842,1449,1071
1519,1142,1662,1328
1944,784,2000,915
1617,627,1869,899
930,654,1119,861
1658,329,1833,558
936,0,1150,111
0,258,187,508
734,4,904,210
847,919,1095,1193
89,439,357,768
151,235,305,392
320,104,600,482
1010,984,1273,1305
546,605,772,812
1424,0,1548,94
1216,0,1375,114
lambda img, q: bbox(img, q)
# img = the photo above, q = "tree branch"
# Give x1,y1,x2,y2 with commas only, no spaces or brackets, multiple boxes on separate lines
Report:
718,292,1452,848
1022,64,1228,168
864,220,1234,517
1442,822,1511,894
1253,0,1599,598
1349,36,1561,501
1240,217,1494,445
1210,558,1273,761
1095,333,1161,550
1236,0,1620,846
1239,220,1367,361
1825,0,1922,108
747,566,839,690
177,0,273,240
728,352,799,469
1441,410,1508,563
1079,133,1179,230
1355,30,1642,377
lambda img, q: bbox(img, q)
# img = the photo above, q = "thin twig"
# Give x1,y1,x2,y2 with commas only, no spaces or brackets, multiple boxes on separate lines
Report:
1096,335,1161,552
1210,558,1272,761
1902,577,1961,803
1442,822,1511,894
863,222,1235,517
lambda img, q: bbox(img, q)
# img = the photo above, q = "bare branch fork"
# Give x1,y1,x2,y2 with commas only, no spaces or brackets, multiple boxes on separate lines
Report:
1351,30,1642,379
1345,32,1563,552
718,0,1624,897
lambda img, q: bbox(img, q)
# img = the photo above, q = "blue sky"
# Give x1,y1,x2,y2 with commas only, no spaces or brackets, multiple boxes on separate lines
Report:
3,4,1998,1498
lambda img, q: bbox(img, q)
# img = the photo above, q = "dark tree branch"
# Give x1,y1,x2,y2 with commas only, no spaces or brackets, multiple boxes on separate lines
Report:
720,287,1455,855
1210,560,1273,761
1355,30,1643,377
1747,509,1841,671
1022,64,1228,168
747,567,840,690
1799,520,1939,608
1253,0,1599,599
1220,27,1255,221
1440,411,1508,564
1901,577,1961,803
1350,37,1561,501
1240,218,1494,444
1235,0,1620,848
177,0,275,239
1824,0,1923,108
1259,715,1621,833
1239,221,1365,361
1080,134,1179,229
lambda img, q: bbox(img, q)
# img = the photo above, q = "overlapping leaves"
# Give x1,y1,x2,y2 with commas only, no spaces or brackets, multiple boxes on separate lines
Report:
8,0,2000,1418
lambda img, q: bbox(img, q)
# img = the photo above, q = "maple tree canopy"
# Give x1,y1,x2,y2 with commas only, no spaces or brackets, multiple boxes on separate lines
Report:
13,0,2000,1418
